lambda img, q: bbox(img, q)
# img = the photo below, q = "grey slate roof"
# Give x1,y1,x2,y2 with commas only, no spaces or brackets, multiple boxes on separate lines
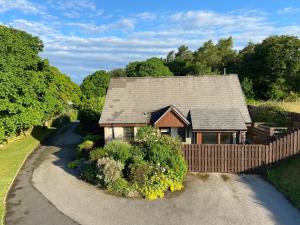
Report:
190,108,247,130
99,75,252,127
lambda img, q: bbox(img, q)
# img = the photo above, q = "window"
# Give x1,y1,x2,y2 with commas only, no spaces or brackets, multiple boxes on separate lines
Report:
220,133,232,144
178,128,186,142
202,132,218,144
123,127,134,142
160,128,171,136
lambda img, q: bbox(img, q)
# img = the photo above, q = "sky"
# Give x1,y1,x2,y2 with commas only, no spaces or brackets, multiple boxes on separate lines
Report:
0,0,300,83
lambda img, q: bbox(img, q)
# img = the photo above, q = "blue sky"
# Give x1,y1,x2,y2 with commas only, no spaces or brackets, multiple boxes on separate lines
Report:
1,0,300,83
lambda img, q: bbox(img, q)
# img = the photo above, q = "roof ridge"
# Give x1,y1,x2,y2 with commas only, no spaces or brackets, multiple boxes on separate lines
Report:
110,74,238,79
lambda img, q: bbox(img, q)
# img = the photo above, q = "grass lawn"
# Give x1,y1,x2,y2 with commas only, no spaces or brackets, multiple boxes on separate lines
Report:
0,127,55,225
266,155,300,209
249,100,300,113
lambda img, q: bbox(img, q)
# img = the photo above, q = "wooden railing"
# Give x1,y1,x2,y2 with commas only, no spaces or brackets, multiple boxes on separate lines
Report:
182,129,300,174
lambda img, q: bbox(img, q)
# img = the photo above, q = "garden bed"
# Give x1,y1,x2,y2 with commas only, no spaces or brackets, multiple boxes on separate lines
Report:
70,126,188,200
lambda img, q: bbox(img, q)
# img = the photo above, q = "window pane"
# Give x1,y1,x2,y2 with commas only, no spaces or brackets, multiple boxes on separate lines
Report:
123,127,134,142
202,132,218,144
178,128,186,142
221,133,232,144
160,128,171,136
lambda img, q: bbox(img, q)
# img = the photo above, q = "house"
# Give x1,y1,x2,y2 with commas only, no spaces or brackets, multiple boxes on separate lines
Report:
99,75,252,144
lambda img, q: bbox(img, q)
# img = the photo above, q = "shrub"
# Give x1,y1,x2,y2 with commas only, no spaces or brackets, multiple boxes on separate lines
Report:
90,147,106,161
107,177,129,196
77,140,94,156
103,140,132,163
128,161,152,183
80,162,97,184
250,103,291,126
96,157,124,185
84,134,102,142
137,172,184,200
68,159,81,169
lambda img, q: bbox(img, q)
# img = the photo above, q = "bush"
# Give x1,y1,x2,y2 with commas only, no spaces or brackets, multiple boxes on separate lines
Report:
102,140,132,163
137,172,184,200
128,161,152,183
250,103,291,126
96,157,124,185
80,162,97,184
90,147,106,160
79,126,187,200
77,140,94,156
68,159,81,169
107,177,129,196
84,134,102,142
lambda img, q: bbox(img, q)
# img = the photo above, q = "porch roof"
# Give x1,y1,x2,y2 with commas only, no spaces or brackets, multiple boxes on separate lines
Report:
190,108,247,131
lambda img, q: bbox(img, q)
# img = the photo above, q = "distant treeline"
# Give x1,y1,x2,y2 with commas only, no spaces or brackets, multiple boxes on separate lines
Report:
91,35,300,102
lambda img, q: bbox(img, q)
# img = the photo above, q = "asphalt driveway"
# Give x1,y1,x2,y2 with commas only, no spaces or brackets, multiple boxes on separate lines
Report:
6,123,300,225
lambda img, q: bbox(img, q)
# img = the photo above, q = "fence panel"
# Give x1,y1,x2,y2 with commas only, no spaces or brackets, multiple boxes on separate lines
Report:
182,129,300,174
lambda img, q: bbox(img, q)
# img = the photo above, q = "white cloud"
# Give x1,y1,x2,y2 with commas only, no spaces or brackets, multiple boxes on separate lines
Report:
66,18,135,34
134,12,157,21
0,0,45,14
48,0,103,18
169,10,267,31
5,8,300,83
278,7,299,15
9,19,60,41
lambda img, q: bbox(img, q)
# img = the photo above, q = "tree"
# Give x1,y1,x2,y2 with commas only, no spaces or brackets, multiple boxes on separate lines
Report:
125,57,173,77
238,35,300,100
110,68,126,77
80,70,111,99
0,25,81,142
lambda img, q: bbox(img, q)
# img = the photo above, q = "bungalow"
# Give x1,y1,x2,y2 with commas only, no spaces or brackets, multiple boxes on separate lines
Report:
99,75,252,144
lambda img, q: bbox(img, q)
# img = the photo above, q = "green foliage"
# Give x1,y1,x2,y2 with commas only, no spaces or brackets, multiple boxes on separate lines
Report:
78,126,187,200
77,140,94,157
84,134,102,142
51,114,71,128
126,57,173,77
80,70,110,99
0,25,81,142
96,157,124,185
137,172,184,200
80,162,97,184
135,126,188,181
68,159,81,169
89,147,107,161
78,96,105,124
166,38,236,76
89,140,132,163
103,140,132,163
238,35,300,100
128,161,152,183
250,103,291,126
107,178,129,196
241,77,255,99
109,68,126,77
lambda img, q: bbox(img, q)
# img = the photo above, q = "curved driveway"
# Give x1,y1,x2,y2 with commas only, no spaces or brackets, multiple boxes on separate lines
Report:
6,123,300,225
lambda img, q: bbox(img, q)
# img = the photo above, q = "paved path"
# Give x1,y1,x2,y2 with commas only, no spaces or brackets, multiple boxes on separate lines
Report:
6,123,300,225
5,124,79,225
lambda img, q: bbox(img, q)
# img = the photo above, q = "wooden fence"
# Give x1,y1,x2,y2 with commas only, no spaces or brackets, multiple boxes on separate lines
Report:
182,129,300,174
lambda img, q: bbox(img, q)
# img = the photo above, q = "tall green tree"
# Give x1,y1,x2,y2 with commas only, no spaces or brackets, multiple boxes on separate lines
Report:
80,70,111,99
0,25,81,142
238,35,300,100
126,57,173,77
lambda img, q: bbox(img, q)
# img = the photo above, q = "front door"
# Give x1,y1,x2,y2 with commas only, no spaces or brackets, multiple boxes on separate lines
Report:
196,132,202,144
